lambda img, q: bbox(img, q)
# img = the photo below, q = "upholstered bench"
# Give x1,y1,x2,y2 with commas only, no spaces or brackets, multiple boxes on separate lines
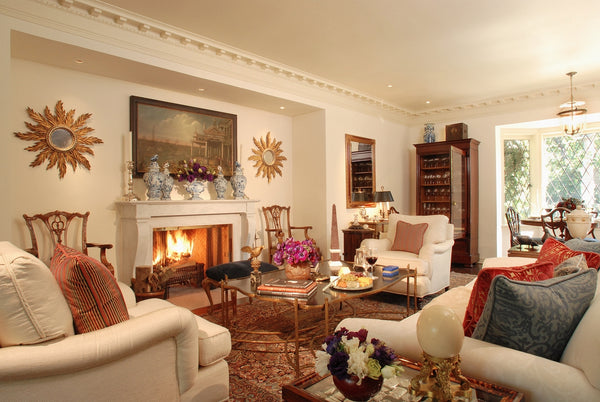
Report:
201,260,279,311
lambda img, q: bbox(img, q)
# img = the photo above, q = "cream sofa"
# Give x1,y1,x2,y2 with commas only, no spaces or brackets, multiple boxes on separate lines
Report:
0,241,231,402
337,257,600,401
361,214,454,298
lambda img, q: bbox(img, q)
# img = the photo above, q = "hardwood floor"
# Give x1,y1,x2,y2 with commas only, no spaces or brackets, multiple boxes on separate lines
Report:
451,262,481,275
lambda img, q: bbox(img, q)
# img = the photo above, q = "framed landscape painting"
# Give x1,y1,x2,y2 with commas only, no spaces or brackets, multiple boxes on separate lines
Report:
130,96,237,177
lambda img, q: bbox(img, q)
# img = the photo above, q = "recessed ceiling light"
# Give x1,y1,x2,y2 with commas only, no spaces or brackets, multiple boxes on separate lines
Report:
387,84,393,88
73,58,84,64
197,88,205,92
279,106,286,110
425,100,431,104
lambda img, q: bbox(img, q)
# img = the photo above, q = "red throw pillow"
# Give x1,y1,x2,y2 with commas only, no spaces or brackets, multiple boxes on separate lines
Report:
50,244,129,334
462,261,554,337
537,238,600,269
391,221,428,254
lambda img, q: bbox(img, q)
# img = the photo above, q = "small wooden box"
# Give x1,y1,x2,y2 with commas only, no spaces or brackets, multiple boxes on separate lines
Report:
446,123,468,141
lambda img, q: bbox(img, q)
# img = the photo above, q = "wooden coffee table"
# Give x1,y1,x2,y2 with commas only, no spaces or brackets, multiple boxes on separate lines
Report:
282,356,524,401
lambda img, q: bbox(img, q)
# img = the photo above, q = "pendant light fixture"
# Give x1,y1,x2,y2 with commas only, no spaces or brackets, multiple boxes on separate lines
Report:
557,71,587,135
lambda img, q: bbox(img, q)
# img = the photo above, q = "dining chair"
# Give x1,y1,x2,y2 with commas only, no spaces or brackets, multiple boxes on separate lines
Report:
262,205,318,263
22,210,115,274
540,207,572,242
505,206,543,248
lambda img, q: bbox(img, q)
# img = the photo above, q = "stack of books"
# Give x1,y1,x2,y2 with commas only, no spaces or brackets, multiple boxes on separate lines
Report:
256,278,317,298
382,265,400,279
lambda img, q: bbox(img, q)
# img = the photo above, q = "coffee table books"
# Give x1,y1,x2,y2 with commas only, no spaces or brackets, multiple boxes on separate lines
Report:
257,278,317,297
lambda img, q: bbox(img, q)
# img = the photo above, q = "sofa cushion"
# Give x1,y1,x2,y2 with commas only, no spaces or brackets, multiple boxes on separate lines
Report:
0,241,74,346
391,221,428,254
554,254,589,277
472,269,597,361
50,244,129,334
537,237,600,269
462,261,554,336
565,238,600,255
387,214,449,246
561,278,600,389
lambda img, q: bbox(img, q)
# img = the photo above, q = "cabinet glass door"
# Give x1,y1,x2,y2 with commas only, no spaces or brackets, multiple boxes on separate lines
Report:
450,146,465,238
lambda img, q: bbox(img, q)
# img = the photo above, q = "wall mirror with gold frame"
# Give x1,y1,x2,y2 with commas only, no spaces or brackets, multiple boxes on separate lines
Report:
345,134,376,208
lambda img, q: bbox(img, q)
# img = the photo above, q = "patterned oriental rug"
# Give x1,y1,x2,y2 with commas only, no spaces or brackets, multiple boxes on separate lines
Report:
200,272,476,401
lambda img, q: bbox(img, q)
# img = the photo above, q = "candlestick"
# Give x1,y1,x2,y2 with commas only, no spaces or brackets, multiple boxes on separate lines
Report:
123,160,140,202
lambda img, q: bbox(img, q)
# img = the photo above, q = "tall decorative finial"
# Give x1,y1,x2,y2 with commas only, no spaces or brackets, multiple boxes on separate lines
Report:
330,204,342,264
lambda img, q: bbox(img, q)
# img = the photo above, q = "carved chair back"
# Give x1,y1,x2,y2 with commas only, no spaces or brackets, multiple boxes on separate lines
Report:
261,205,314,263
505,206,521,247
23,210,114,274
541,207,572,242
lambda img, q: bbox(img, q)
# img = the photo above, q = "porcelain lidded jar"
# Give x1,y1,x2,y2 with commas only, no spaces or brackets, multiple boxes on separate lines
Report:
230,161,247,200
424,123,436,143
161,162,174,200
566,205,592,239
213,165,228,200
185,180,205,200
143,154,164,201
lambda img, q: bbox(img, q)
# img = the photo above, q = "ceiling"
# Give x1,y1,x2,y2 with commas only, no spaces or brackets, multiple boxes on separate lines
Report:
97,0,600,115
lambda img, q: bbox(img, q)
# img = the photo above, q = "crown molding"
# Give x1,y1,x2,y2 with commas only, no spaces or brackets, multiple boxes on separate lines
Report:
14,0,600,121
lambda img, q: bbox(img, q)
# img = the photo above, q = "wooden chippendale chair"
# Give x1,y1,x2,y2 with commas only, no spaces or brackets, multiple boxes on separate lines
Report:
23,210,115,274
541,207,572,242
262,205,317,263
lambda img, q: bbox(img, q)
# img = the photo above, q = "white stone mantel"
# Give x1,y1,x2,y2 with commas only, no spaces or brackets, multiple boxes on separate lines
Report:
115,199,259,283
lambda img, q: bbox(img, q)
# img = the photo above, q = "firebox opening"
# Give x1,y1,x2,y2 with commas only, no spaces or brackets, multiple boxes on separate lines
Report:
153,224,232,273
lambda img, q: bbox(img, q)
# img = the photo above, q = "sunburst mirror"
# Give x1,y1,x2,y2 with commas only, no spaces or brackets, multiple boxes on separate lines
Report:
14,101,103,179
248,131,287,182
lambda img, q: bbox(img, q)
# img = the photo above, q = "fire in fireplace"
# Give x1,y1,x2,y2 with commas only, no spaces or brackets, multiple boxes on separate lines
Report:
153,224,232,270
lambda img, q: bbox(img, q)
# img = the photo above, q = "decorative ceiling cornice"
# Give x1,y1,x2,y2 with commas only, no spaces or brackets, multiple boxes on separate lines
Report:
29,0,600,120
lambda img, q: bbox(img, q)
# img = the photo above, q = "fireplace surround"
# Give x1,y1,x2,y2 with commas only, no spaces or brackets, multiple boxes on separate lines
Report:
115,200,258,284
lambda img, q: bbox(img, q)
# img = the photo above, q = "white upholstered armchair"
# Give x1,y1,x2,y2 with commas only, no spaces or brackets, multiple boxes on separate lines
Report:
360,214,454,298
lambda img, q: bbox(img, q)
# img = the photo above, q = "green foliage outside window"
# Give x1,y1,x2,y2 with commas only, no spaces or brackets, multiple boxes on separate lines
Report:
504,139,531,217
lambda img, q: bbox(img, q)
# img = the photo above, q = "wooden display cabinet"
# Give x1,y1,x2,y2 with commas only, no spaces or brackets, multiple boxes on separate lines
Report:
415,139,479,266
342,228,375,262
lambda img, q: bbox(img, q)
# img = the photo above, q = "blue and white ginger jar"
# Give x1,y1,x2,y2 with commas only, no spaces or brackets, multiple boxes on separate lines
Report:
214,166,228,200
230,161,247,200
143,155,164,201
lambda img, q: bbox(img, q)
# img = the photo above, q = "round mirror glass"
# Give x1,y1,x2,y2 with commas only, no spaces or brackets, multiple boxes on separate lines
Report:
48,127,76,151
262,149,276,166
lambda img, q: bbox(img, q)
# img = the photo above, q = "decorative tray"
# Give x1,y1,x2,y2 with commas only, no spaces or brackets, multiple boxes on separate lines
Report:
330,279,373,291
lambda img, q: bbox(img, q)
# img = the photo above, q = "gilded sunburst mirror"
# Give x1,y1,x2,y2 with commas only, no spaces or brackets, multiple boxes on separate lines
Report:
248,131,286,182
14,101,103,178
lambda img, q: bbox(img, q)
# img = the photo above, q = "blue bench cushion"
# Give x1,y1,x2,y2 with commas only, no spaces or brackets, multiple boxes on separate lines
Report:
206,260,279,281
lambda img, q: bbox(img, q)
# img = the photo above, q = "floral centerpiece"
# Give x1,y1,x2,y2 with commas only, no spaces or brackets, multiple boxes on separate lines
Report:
177,160,215,200
315,327,403,400
273,237,320,280
557,197,583,211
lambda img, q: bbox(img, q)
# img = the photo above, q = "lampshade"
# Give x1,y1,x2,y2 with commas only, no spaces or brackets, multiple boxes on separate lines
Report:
352,192,369,202
373,190,394,203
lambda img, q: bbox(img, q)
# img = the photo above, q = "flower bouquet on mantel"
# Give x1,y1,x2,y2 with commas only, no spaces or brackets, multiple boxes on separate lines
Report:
273,237,320,280
177,159,215,200
315,327,403,401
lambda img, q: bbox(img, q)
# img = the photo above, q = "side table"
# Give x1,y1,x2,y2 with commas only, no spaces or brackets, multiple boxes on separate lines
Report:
507,244,541,258
342,228,375,262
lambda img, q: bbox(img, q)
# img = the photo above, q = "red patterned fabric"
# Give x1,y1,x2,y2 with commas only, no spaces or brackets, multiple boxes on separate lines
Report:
462,261,554,337
537,237,600,269
391,221,428,254
50,244,129,334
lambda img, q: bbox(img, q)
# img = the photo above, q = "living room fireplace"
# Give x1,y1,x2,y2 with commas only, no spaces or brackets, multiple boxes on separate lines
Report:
115,200,258,284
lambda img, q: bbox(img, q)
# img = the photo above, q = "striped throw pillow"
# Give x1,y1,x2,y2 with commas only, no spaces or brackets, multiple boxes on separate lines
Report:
50,244,129,334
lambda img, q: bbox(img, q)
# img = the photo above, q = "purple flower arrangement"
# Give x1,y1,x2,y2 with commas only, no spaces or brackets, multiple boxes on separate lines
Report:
177,160,215,183
315,327,402,382
273,237,320,267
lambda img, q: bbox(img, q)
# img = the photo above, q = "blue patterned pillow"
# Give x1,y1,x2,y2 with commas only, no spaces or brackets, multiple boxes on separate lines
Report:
472,269,597,361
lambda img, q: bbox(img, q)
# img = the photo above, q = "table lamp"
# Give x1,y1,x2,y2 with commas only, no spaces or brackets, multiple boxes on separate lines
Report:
409,304,472,401
373,186,394,219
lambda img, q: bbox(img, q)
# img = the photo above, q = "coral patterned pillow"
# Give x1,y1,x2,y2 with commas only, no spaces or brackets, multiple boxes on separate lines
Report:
462,261,555,337
537,237,600,269
50,244,129,334
391,221,429,254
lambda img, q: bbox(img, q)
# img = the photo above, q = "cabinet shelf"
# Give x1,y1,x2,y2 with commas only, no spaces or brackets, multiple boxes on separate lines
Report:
415,139,479,267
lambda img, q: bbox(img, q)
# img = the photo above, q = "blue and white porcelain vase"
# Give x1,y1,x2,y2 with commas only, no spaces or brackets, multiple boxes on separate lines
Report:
143,155,164,201
424,123,436,143
185,179,205,200
161,162,174,200
213,165,228,200
230,161,247,200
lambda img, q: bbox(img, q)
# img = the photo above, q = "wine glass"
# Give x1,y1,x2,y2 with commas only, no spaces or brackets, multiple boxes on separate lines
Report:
365,247,378,277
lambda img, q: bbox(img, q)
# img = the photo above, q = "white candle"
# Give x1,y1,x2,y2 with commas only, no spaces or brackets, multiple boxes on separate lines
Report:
127,131,132,161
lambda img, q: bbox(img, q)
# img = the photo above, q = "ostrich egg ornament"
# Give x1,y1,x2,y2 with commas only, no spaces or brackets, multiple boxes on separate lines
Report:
416,304,464,358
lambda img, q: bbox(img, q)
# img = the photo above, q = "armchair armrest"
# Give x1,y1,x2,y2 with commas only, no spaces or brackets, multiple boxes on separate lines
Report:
0,307,199,396
86,242,114,274
360,238,392,251
290,225,313,239
418,239,454,260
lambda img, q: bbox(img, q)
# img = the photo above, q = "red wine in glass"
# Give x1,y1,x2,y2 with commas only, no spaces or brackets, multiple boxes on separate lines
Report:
366,256,378,265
